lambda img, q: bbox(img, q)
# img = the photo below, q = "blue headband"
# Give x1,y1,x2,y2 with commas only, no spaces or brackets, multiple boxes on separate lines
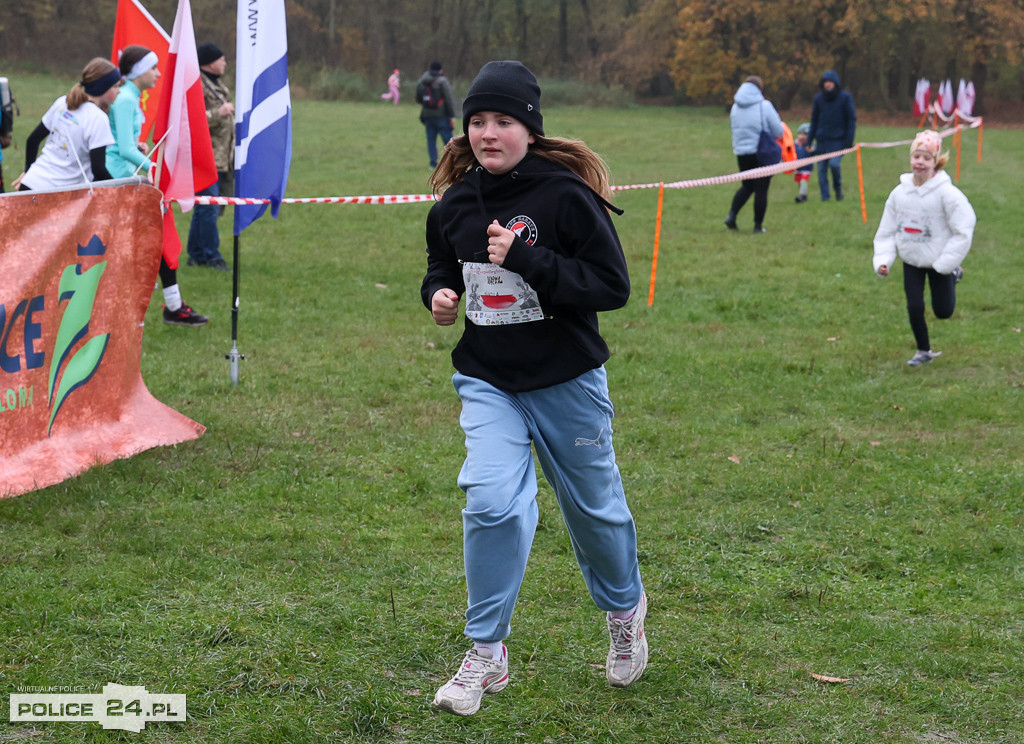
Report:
83,68,122,97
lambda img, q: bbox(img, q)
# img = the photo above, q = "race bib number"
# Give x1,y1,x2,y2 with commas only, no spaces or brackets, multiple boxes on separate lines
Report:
462,262,544,326
898,211,932,243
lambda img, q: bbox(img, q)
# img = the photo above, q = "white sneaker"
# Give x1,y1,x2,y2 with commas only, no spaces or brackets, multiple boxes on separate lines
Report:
433,646,508,716
606,592,648,688
908,350,941,366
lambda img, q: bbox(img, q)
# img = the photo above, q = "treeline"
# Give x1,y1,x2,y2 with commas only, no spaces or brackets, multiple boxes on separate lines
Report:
3,0,1023,112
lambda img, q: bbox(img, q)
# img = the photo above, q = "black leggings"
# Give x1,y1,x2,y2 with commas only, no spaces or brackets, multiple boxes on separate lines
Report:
903,263,956,351
729,153,772,227
158,257,176,288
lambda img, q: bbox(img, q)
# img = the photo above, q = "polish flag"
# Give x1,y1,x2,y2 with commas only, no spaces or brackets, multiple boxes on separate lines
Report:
956,79,976,116
938,79,955,115
110,0,170,143
151,0,217,267
912,78,930,118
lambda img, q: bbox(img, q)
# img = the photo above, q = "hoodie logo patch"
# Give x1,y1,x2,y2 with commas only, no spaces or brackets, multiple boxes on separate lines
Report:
506,216,538,246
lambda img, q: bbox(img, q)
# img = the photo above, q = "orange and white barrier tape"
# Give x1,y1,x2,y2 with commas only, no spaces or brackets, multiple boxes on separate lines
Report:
171,121,989,311
186,120,981,208
194,193,437,206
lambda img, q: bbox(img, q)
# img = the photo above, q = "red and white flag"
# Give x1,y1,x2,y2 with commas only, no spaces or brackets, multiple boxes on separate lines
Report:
912,78,930,118
938,79,955,115
956,79,976,116
151,0,217,266
110,0,170,143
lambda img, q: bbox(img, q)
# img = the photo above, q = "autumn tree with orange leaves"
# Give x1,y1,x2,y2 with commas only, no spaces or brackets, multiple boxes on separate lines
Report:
660,0,1024,112
2,0,1023,112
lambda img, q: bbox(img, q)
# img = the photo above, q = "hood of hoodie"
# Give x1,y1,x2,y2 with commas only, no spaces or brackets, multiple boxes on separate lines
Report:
820,70,842,102
898,168,952,195
462,152,623,216
733,81,765,109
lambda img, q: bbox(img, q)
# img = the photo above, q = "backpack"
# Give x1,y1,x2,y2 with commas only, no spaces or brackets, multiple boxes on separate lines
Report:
778,122,796,173
0,77,17,143
416,78,442,109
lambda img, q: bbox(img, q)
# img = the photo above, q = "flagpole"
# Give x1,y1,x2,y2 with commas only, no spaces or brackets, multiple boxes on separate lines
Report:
226,233,243,385
230,0,292,386
135,128,172,176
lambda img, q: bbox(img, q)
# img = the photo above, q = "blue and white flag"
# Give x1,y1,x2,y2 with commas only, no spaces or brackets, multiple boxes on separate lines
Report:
233,0,291,236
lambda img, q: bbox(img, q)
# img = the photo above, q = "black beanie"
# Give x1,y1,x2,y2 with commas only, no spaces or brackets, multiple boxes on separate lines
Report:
462,60,544,136
198,43,224,67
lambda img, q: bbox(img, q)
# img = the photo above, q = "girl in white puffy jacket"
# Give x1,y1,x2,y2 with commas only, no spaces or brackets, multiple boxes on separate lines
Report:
873,130,976,366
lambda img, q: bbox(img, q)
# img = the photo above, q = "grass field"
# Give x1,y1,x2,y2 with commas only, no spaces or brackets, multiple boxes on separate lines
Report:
2,67,1023,743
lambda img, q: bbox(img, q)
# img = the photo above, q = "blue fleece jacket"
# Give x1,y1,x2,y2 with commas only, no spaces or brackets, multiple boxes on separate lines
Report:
729,81,783,156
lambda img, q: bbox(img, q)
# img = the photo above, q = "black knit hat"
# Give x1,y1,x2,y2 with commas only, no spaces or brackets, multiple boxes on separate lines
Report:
462,60,544,136
198,43,224,67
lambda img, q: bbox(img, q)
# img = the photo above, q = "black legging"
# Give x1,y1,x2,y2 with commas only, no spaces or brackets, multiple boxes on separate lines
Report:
729,153,773,227
158,257,176,289
903,263,956,351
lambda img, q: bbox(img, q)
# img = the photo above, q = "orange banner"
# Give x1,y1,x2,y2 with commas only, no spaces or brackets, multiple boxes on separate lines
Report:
0,182,204,498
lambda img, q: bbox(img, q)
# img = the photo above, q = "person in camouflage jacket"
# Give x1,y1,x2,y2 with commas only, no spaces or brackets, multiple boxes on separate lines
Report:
187,42,235,270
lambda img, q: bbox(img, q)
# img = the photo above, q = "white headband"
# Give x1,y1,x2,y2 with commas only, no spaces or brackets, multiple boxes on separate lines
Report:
127,51,159,81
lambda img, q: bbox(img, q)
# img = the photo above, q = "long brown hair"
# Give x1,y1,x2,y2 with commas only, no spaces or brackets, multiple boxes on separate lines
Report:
66,58,119,112
430,133,614,202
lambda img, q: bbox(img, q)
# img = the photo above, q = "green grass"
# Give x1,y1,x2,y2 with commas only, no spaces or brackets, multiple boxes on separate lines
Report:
2,67,1024,743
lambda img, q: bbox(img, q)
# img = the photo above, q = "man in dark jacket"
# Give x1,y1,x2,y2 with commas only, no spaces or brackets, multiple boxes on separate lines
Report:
187,43,234,270
417,61,456,168
807,69,857,201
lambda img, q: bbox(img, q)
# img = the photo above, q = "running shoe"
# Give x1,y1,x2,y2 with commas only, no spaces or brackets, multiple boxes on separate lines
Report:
162,304,209,327
606,592,648,688
433,646,508,716
907,350,941,366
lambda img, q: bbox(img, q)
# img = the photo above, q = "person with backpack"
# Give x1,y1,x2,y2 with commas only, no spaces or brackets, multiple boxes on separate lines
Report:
0,75,17,192
417,61,455,168
723,75,783,234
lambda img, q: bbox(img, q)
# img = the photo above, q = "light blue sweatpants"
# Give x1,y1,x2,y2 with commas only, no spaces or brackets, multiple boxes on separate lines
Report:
453,367,644,643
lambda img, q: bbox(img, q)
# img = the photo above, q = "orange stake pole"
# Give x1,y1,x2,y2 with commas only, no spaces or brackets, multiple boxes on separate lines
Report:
647,182,664,307
977,120,983,163
856,144,867,224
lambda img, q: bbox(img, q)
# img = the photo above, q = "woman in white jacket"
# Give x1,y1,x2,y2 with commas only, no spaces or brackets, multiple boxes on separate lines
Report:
873,130,976,366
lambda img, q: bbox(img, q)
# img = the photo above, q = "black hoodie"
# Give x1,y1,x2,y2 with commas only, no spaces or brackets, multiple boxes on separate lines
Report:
421,153,630,392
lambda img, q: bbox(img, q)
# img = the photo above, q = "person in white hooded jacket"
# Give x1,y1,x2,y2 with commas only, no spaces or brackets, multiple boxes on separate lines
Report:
873,130,976,366
724,76,784,234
